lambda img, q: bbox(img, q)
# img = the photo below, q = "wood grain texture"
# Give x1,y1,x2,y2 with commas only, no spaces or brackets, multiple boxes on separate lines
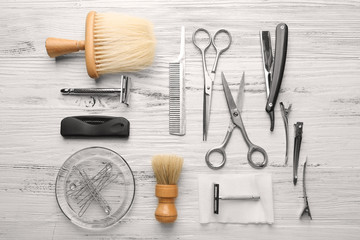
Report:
0,0,360,239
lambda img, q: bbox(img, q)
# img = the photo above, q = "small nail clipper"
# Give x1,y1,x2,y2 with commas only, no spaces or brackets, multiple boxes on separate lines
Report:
293,122,303,185
260,23,288,131
300,157,312,220
280,102,292,165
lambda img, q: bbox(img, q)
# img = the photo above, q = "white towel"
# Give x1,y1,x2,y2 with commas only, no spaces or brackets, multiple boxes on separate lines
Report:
198,174,274,224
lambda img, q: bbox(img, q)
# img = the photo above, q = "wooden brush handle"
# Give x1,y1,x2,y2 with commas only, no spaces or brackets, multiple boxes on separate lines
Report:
155,184,178,223
45,38,85,58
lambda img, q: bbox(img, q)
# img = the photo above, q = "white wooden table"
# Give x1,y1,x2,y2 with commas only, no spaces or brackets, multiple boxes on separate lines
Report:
1,0,360,239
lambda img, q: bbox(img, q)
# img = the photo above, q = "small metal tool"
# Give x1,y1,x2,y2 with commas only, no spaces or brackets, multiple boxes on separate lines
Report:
61,75,131,105
205,72,268,169
213,183,260,214
280,102,292,165
300,157,312,220
192,28,232,141
260,24,288,131
293,122,303,185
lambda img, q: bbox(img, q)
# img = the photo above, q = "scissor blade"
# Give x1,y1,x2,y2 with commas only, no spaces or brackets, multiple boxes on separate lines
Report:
236,72,245,112
203,71,213,141
203,92,211,141
221,72,238,114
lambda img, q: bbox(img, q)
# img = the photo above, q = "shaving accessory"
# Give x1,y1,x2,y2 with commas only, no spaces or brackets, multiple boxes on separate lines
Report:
192,28,232,141
60,116,130,137
300,157,312,220
198,174,274,224
213,183,260,214
169,26,186,136
205,72,268,169
151,155,184,223
293,122,303,185
280,102,292,165
46,11,156,79
55,147,135,229
61,75,131,105
260,23,288,131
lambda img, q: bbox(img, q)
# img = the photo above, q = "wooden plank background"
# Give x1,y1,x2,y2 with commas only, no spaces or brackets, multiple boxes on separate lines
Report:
0,0,360,239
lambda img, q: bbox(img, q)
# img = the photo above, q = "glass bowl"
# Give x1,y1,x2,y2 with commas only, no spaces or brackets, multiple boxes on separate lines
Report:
55,146,135,229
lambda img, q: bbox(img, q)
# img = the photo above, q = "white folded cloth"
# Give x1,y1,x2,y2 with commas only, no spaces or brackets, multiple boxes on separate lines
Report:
198,174,274,224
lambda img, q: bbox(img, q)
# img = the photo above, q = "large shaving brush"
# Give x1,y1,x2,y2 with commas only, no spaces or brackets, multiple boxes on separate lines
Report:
151,155,184,223
45,11,156,79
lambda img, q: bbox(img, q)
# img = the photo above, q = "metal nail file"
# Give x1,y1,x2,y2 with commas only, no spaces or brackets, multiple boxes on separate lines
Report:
169,26,186,136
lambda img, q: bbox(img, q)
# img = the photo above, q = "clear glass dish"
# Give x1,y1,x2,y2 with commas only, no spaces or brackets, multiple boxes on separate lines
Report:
55,146,135,229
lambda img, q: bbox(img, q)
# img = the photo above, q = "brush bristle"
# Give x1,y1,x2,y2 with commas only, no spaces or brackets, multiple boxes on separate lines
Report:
152,155,184,185
93,12,156,74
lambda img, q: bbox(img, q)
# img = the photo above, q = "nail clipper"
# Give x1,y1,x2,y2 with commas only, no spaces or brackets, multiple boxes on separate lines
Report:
260,23,288,131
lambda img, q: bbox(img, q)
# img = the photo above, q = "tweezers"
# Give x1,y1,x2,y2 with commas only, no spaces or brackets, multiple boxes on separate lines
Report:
300,157,312,220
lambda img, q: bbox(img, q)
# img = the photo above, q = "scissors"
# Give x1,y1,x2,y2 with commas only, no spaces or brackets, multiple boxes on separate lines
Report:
205,72,268,169
192,28,232,141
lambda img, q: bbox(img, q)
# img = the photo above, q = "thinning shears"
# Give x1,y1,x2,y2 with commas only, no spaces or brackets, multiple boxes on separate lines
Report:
205,72,268,169
192,28,232,141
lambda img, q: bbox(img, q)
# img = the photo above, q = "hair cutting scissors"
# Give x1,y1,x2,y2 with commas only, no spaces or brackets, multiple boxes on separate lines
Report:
205,72,268,169
192,28,232,141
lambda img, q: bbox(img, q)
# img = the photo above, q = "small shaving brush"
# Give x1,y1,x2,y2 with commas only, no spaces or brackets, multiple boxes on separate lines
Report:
151,155,184,223
45,11,156,79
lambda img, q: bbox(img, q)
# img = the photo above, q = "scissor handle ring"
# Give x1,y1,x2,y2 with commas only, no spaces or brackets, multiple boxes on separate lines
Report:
247,144,268,169
192,28,212,51
205,147,226,170
212,29,232,53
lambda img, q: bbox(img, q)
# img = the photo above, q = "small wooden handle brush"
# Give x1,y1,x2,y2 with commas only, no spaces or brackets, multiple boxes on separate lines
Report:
45,11,156,79
152,155,184,223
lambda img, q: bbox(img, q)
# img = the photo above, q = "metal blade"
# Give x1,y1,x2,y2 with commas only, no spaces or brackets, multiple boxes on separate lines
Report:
203,92,211,141
260,31,273,98
221,72,238,114
236,72,245,112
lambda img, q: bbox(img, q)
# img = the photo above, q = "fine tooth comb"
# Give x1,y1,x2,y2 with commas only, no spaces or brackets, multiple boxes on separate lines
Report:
169,26,186,136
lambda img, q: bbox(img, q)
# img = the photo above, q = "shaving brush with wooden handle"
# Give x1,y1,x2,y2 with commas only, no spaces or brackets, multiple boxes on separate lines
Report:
45,11,156,79
151,155,184,223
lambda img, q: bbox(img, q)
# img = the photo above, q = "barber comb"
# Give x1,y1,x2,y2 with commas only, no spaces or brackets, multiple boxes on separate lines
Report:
46,11,156,79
